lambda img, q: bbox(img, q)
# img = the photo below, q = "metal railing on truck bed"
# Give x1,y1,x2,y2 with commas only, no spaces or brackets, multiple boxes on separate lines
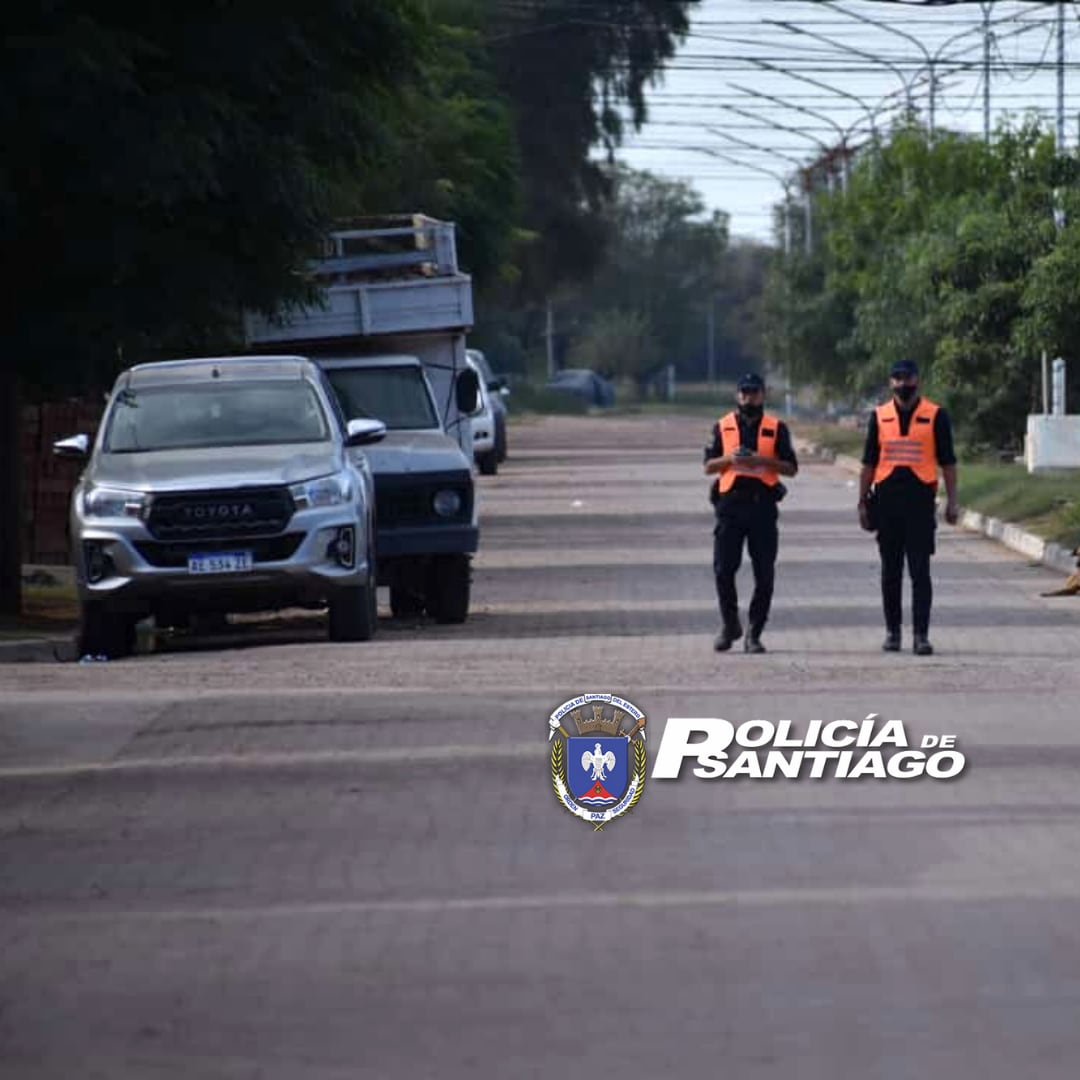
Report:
244,215,473,345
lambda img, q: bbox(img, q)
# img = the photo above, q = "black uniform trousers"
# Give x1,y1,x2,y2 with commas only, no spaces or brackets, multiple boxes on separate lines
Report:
876,486,936,636
713,494,778,634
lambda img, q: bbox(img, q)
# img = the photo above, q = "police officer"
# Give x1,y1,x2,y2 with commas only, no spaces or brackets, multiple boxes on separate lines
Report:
704,373,798,653
858,359,958,655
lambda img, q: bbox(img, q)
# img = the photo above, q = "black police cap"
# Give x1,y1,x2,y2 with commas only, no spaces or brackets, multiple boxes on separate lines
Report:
737,372,765,392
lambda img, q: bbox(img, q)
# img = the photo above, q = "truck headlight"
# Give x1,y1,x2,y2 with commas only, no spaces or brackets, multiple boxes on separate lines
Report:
432,489,462,517
83,486,149,519
290,472,352,509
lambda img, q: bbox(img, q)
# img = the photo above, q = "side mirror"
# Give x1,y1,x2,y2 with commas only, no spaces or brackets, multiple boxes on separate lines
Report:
498,386,511,400
53,434,90,459
346,418,387,447
455,367,479,415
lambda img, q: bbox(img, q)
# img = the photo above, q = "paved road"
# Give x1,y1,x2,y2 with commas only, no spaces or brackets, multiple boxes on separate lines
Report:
2,412,1080,1079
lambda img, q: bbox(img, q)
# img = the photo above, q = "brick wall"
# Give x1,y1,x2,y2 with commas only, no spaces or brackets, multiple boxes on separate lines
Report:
21,401,104,565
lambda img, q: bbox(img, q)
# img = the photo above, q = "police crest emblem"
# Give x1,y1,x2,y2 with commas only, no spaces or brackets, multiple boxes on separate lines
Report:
548,694,647,830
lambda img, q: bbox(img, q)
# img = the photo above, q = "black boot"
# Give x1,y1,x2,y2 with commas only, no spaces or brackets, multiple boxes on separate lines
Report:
713,621,743,652
882,629,901,652
913,634,934,656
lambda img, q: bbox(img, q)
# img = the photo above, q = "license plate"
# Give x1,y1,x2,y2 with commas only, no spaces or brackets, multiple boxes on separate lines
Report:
187,552,254,575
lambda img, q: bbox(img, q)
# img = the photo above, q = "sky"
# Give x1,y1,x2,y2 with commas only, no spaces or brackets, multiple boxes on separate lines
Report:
614,0,1080,244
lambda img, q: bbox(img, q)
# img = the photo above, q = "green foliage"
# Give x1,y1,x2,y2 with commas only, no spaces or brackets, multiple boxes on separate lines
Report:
570,166,728,380
799,423,867,459
0,0,700,394
1,1,431,394
473,161,747,383
488,0,699,294
959,463,1080,548
360,2,520,285
765,118,1080,449
574,309,660,390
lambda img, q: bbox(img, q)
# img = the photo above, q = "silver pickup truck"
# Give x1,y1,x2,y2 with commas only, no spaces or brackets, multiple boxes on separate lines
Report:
54,355,386,657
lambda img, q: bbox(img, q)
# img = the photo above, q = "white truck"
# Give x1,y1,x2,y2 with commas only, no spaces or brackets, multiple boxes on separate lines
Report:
243,215,481,623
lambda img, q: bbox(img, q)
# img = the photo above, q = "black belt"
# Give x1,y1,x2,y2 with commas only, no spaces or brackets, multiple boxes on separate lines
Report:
719,488,775,505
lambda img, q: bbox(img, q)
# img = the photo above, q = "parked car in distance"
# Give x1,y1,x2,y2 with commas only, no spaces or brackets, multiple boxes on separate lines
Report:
545,368,616,408
465,353,498,476
54,355,386,658
466,347,508,463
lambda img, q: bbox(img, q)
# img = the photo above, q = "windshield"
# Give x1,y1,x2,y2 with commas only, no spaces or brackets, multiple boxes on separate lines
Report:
325,366,438,430
104,381,330,452
467,350,494,386
467,366,490,417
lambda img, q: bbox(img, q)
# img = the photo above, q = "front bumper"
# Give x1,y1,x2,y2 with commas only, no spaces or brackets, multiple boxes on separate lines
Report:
372,470,477,562
376,523,479,560
73,507,371,615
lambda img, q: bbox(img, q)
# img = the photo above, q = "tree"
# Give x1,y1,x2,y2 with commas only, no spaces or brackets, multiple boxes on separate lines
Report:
0,2,429,614
359,1,521,286
575,309,661,393
718,240,773,380
488,0,699,296
763,118,1077,446
562,165,729,381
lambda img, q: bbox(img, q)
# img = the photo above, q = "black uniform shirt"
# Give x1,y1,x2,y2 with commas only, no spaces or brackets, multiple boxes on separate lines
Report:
705,412,798,502
861,399,956,499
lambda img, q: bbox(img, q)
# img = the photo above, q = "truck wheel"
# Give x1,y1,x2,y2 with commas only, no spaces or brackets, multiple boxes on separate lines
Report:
78,603,136,659
478,450,498,476
390,586,425,618
328,582,377,642
425,553,470,624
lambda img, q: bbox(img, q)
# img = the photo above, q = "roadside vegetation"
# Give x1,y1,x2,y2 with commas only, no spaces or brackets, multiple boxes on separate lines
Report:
763,121,1080,456
797,423,867,460
958,464,1080,549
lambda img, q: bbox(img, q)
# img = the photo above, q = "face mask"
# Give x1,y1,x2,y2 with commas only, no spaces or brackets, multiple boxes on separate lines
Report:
739,402,763,420
893,384,917,403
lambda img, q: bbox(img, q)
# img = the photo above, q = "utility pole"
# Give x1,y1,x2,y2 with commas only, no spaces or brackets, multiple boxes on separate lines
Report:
706,302,716,384
826,7,989,142
982,2,992,142
802,172,813,255
545,298,555,379
1057,0,1066,154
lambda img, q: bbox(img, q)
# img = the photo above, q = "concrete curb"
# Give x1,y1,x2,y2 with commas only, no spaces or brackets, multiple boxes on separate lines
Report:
809,443,1078,578
0,636,76,664
958,510,1077,574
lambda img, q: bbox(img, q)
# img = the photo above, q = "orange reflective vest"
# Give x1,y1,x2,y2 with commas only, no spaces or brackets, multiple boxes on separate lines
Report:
873,398,940,485
717,411,780,494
